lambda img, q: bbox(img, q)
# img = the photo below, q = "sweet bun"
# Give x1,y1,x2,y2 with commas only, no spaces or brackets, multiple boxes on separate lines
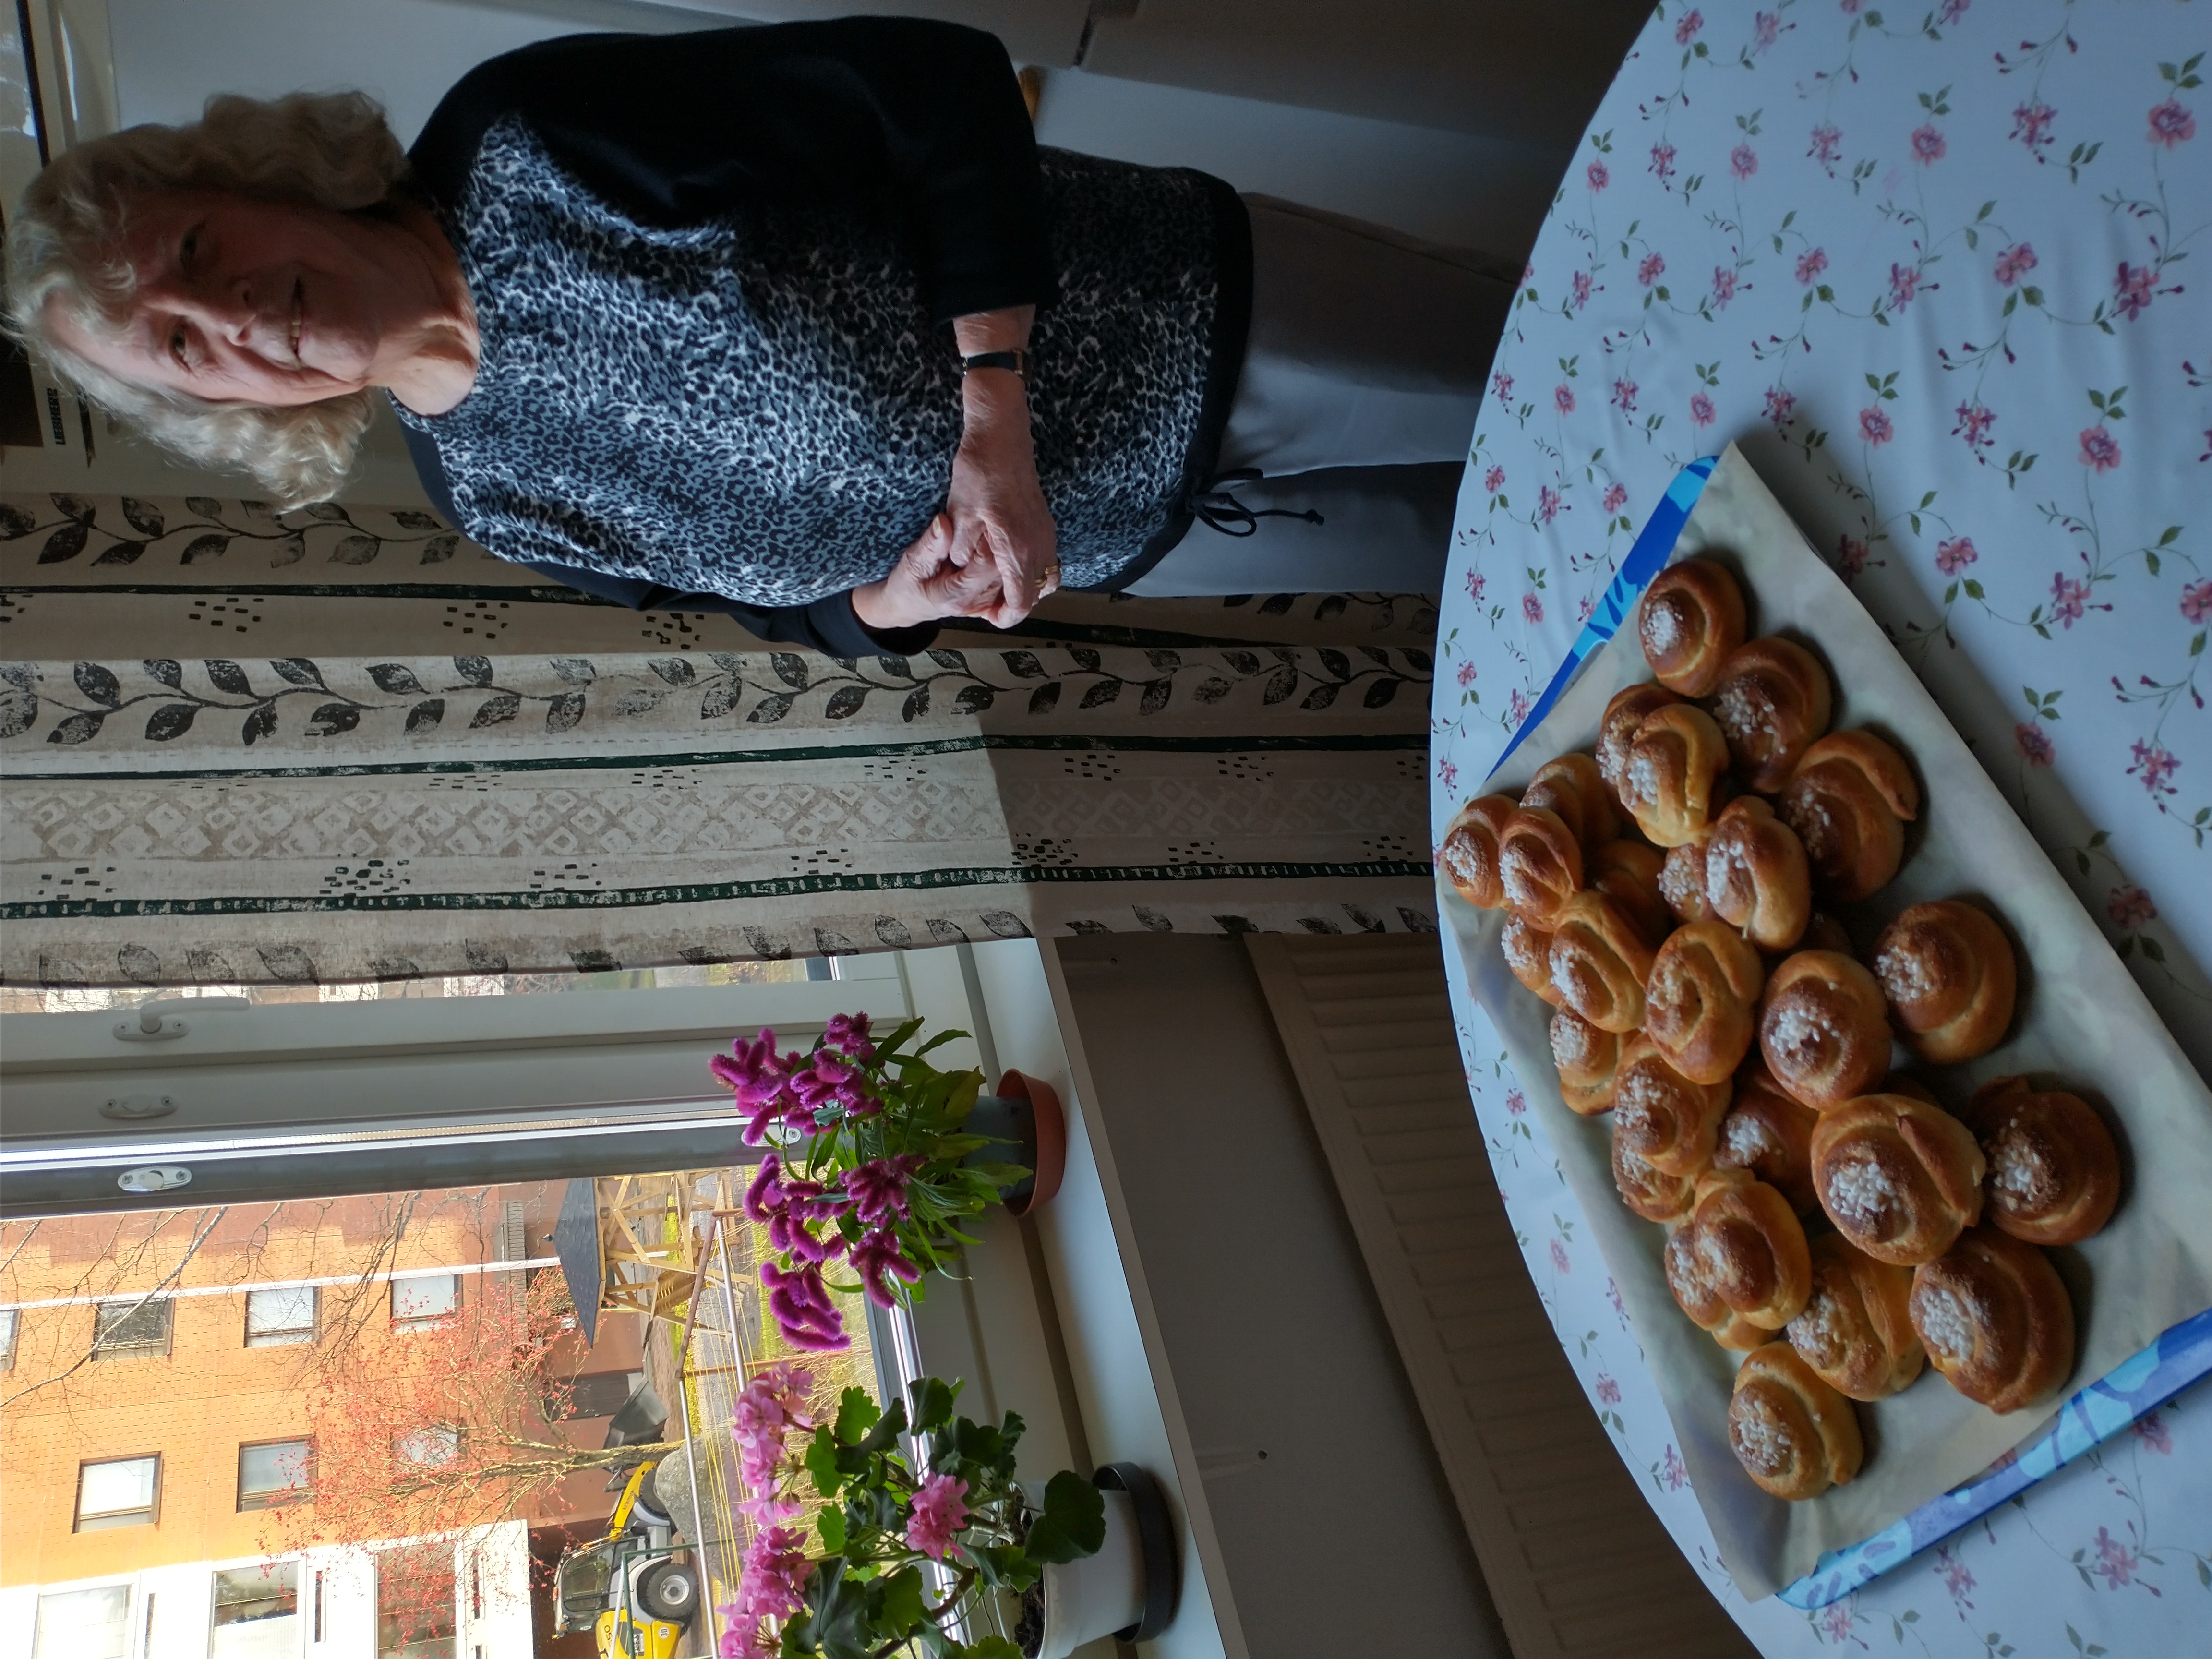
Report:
1801,911,1854,958
1709,637,1834,794
1911,1226,2075,1413
1438,793,1520,908
1659,833,1715,923
1498,806,1585,927
1615,1132,1699,1223
1962,1076,2122,1246
1874,900,2018,1063
1639,558,1748,696
1620,704,1732,847
1779,731,1920,902
1613,1034,1732,1177
1551,1008,1624,1116
1729,1342,1865,1501
1589,839,1670,946
1643,920,1766,1085
1523,752,1620,853
1671,1167,1813,1332
1759,950,1893,1111
1787,1233,1925,1401
1705,796,1812,951
1811,1093,1986,1265
1549,890,1658,1033
1665,1223,1770,1351
1599,683,1683,814
1714,1061,1822,1216
1503,914,1565,1007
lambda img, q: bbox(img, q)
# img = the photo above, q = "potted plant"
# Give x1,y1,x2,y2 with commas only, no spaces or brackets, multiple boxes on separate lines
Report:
723,1364,1173,1659
713,1014,1063,1352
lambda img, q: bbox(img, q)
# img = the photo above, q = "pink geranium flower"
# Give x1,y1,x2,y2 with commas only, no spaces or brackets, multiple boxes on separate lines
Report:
1797,247,1829,285
734,1527,814,1623
1731,143,1757,180
1690,391,1716,427
1638,252,1666,287
732,1362,816,1522
1602,482,1628,514
2016,722,2054,766
1935,537,1977,575
1911,123,1947,165
1587,159,1610,191
2149,98,2197,148
906,1474,970,1560
2107,886,2157,929
2180,579,2212,623
1994,242,2037,286
1859,406,1894,445
2079,426,2122,472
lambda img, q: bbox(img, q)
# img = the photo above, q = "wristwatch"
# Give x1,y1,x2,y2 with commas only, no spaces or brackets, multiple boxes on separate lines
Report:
959,348,1032,383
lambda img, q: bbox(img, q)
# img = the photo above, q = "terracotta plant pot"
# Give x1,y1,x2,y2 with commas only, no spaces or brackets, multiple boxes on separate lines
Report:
962,1069,1067,1217
1019,1463,1178,1659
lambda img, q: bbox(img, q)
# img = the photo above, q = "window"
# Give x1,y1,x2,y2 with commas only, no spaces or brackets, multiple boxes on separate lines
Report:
211,1563,300,1659
246,1285,319,1346
34,1585,130,1659
237,1439,315,1510
392,1274,459,1330
548,1370,644,1421
92,1297,172,1359
396,1425,460,1467
75,1455,161,1530
0,1306,16,1370
376,1545,457,1659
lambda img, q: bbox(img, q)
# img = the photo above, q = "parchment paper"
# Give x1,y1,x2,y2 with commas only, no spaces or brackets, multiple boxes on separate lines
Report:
1443,444,2212,1599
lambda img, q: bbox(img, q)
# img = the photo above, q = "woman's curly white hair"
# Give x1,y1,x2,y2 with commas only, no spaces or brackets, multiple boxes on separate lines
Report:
3,91,411,506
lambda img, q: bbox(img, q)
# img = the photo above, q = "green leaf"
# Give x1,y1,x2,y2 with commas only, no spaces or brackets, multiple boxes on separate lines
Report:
2089,829,2110,847
909,1376,958,1434
964,1640,1024,1659
801,1559,876,1659
2022,285,2044,307
835,1387,881,1446
969,1543,1040,1595
1964,578,1985,600
2159,525,2182,545
807,1426,843,1497
856,1397,909,1456
1022,1471,1107,1564
2142,936,2166,963
817,1506,847,1552
876,1567,927,1637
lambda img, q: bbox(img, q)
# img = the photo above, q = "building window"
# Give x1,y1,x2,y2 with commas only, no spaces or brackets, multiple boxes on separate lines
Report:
0,1306,17,1370
33,1585,130,1659
211,1563,299,1659
395,1425,460,1468
237,1440,315,1511
245,1286,319,1347
92,1297,172,1360
75,1455,161,1531
392,1274,459,1330
376,1544,457,1659
548,1369,644,1421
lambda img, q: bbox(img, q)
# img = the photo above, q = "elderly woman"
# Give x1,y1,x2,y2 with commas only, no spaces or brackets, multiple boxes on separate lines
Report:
6,17,1510,656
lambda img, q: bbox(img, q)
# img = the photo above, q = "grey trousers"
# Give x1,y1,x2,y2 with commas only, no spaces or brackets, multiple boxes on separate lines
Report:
1125,194,1516,597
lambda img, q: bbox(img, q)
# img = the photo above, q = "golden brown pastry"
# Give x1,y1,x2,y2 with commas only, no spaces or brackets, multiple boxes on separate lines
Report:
1873,900,2019,1064
1779,731,1920,902
1759,950,1893,1111
1619,704,1732,847
1502,914,1565,1007
1615,1129,1699,1224
1714,1061,1822,1216
1665,1224,1770,1350
1549,890,1658,1034
1729,1342,1865,1501
1598,682,1684,815
1437,793,1520,909
1910,1226,2075,1413
1961,1077,2122,1246
1522,752,1620,854
1639,557,1749,696
1709,637,1834,793
1659,831,1715,924
1643,920,1765,1085
1801,911,1855,958
1705,796,1812,951
1551,1008,1623,1116
1811,1094,1986,1265
1786,1233,1925,1400
1669,1167,1813,1334
1497,806,1585,927
1589,839,1670,946
1613,1034,1732,1176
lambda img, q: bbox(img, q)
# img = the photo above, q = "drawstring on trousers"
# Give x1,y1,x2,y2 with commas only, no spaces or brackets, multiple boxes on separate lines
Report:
1191,468,1327,537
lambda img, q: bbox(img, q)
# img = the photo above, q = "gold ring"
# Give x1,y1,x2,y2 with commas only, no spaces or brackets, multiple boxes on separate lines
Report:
1035,563,1061,594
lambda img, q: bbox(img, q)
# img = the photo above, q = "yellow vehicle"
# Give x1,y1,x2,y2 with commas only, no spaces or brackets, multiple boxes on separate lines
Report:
552,1457,701,1659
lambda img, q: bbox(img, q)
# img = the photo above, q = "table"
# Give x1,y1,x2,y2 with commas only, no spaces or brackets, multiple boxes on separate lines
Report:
1429,5,2212,1654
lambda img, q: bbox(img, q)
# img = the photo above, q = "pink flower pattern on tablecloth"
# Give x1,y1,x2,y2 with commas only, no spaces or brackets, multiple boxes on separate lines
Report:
1429,12,2212,1655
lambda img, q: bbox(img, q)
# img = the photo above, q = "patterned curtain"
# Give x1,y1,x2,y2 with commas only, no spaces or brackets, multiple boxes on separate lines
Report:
2,493,1440,989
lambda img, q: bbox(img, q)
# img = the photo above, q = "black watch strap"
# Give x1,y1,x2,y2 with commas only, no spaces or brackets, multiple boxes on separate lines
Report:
959,348,1031,382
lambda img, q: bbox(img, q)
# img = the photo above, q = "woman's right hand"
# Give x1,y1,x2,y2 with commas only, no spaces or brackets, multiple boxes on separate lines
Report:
851,513,1003,634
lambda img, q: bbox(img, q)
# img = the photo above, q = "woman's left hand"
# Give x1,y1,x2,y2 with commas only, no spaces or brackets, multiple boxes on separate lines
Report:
947,305,1057,628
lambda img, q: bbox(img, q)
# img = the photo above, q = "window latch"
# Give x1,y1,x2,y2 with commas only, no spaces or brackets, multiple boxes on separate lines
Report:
112,994,251,1042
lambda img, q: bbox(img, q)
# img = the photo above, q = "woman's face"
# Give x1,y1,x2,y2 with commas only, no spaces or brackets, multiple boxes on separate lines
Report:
49,190,440,406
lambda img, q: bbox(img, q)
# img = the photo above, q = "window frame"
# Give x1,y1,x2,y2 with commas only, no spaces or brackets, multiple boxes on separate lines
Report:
390,1273,460,1331
33,1583,134,1659
244,1284,320,1347
235,1437,315,1512
91,1296,173,1360
210,1559,301,1633
73,1452,162,1531
0,1305,16,1370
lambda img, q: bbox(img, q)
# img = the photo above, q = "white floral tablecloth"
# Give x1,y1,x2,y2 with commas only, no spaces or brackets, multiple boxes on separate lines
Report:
1429,4,2212,1653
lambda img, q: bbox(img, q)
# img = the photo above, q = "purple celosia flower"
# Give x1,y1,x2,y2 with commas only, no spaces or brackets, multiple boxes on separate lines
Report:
845,1154,927,1228
714,1030,811,1145
760,1260,850,1350
746,1154,849,1265
821,1011,875,1059
792,1051,872,1120
905,1475,970,1561
850,1228,925,1309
